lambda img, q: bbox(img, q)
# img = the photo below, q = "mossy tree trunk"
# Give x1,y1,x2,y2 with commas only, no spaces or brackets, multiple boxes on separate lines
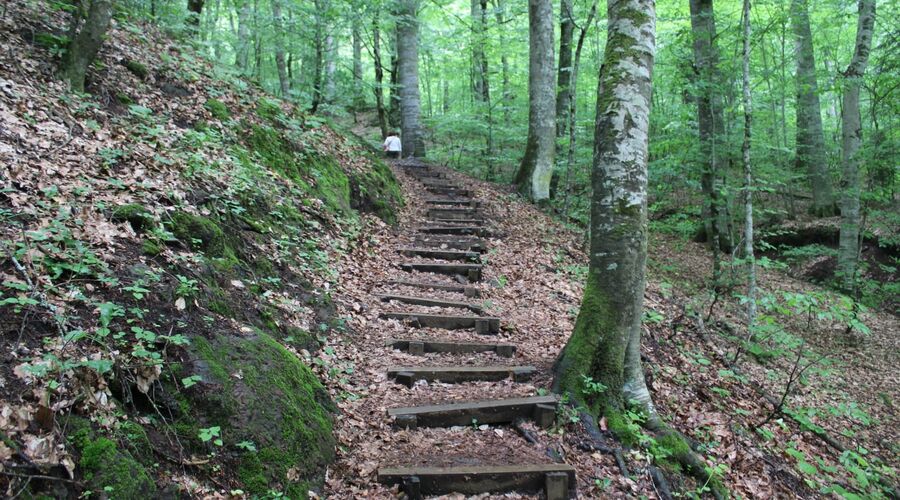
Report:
187,0,204,26
552,0,656,418
397,0,425,157
513,0,556,201
61,0,113,93
837,0,875,292
791,0,834,216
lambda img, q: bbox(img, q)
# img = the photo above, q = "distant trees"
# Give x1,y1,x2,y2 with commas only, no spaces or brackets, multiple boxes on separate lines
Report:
553,0,657,416
791,0,834,216
513,0,556,201
688,0,728,273
62,0,114,93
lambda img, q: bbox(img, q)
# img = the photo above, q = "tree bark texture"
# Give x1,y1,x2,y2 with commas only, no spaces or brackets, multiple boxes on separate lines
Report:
397,0,425,157
556,0,574,137
838,0,875,291
514,0,556,201
62,0,113,93
553,0,656,417
790,0,834,215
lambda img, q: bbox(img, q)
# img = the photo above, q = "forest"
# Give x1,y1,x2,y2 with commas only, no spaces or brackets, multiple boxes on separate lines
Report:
0,0,897,497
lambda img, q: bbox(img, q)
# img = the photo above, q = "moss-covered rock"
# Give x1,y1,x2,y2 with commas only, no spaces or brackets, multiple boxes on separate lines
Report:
68,418,156,498
204,98,231,121
168,211,237,264
111,203,154,233
79,437,156,497
182,332,335,497
123,59,149,80
350,158,404,224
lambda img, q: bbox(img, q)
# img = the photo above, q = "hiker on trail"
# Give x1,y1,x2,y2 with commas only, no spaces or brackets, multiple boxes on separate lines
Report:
383,132,401,159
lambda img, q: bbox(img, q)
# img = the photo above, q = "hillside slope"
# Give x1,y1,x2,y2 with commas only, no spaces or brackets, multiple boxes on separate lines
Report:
0,2,401,497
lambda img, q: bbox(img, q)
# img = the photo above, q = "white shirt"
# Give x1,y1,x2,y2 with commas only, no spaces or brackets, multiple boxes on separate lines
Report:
383,135,402,152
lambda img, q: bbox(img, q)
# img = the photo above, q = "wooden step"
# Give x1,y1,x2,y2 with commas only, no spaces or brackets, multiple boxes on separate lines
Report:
379,293,483,312
397,247,480,261
421,180,459,188
400,262,483,282
403,168,444,178
427,208,481,219
386,338,514,356
386,280,481,298
425,198,481,207
418,225,488,237
388,365,536,386
388,395,559,429
378,464,576,500
379,312,500,333
426,186,472,196
428,218,486,226
413,237,487,252
378,294,483,313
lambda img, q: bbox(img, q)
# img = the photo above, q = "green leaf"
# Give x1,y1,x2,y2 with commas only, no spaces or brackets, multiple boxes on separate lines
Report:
181,375,202,388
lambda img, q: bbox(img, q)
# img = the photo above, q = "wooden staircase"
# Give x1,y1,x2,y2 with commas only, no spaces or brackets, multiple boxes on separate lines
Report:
375,162,578,499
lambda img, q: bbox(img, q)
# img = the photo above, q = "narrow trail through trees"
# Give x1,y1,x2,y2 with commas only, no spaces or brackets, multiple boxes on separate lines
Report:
326,160,593,498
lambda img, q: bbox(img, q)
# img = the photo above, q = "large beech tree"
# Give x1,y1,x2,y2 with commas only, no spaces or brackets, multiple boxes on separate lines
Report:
513,0,556,201
397,0,425,157
553,0,657,416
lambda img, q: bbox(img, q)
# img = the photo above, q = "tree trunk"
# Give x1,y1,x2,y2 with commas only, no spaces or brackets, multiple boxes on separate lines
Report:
352,18,365,109
388,36,401,128
556,0,574,137
741,0,757,328
791,0,834,215
838,0,875,292
187,0,204,26
271,0,290,97
236,0,250,71
397,0,425,157
62,0,113,93
513,0,556,201
562,1,597,220
553,0,656,417
689,0,726,273
442,78,450,114
324,33,337,104
372,16,389,138
310,0,325,113
491,0,512,126
470,0,485,101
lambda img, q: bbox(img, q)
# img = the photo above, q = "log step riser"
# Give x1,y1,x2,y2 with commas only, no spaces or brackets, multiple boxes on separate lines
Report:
379,312,501,333
379,294,483,314
386,281,481,298
387,339,514,356
378,465,576,500
388,396,559,429
388,366,536,386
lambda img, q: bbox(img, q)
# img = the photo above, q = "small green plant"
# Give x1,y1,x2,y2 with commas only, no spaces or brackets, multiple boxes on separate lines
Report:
175,275,199,298
198,426,223,446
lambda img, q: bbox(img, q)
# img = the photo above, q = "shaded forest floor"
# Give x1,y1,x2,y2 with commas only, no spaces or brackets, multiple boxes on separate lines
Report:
320,158,898,497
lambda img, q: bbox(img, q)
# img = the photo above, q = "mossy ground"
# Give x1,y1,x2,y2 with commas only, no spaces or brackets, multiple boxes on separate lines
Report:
67,418,156,498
